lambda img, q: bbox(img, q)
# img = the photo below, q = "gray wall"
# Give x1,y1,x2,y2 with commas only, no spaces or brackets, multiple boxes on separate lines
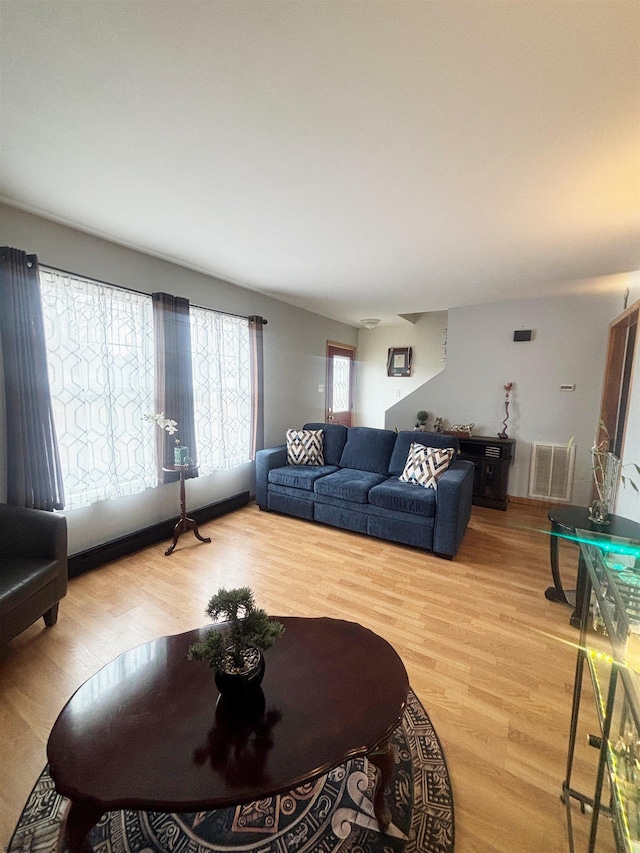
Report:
386,292,627,510
0,203,357,552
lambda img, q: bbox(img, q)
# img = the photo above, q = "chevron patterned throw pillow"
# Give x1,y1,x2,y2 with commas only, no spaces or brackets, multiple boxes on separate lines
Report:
399,443,455,489
286,429,325,466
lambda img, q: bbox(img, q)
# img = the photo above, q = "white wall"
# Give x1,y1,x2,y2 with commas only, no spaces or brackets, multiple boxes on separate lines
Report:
386,290,630,507
355,311,447,428
0,203,357,552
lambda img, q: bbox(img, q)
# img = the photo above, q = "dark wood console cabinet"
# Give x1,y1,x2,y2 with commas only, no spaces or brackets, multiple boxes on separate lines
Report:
455,435,516,510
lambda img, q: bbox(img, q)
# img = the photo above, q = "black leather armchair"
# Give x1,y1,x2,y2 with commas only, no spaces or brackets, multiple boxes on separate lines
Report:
0,503,68,645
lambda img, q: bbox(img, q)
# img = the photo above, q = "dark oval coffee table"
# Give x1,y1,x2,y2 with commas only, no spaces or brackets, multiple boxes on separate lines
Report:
47,617,409,853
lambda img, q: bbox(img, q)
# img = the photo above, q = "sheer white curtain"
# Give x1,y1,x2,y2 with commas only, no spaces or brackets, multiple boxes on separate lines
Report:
40,268,156,509
190,307,251,475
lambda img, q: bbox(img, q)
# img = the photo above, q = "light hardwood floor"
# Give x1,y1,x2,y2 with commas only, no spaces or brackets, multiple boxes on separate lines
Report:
0,501,616,852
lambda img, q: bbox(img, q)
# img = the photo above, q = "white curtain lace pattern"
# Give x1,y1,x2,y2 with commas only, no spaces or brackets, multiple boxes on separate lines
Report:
190,307,252,475
40,268,156,509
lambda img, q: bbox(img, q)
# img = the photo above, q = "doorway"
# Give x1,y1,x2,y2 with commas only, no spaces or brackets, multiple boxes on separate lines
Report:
598,301,638,456
326,342,355,427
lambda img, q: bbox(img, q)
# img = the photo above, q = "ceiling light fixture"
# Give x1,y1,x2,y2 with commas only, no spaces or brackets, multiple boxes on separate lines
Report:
360,318,380,329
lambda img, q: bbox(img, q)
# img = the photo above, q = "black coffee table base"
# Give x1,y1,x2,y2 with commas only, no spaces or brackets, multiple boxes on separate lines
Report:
544,585,576,607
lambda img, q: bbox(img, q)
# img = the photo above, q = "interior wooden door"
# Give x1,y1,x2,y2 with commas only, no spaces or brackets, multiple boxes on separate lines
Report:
326,342,355,427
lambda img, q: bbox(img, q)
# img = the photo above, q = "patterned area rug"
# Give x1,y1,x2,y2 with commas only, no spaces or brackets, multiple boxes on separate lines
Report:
9,689,453,853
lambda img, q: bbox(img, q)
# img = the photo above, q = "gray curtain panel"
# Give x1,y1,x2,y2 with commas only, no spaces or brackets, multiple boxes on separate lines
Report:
0,247,65,510
249,315,265,458
152,292,197,484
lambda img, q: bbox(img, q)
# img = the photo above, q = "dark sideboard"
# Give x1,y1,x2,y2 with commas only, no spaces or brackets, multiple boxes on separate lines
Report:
454,435,516,510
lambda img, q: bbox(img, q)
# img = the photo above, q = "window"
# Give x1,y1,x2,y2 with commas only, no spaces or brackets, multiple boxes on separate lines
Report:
40,268,156,509
190,306,252,474
39,267,254,509
332,355,351,413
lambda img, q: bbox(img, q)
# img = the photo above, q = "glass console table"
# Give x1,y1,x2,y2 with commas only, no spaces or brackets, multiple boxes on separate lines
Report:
563,529,640,853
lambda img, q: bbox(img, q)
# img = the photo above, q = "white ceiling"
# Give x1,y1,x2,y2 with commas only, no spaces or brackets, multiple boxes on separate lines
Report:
1,1,638,327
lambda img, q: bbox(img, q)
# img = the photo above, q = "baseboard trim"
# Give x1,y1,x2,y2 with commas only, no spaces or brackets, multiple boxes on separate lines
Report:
68,491,250,578
508,495,564,508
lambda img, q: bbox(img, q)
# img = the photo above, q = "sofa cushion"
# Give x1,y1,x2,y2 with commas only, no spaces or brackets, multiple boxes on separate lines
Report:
389,430,459,477
269,465,338,491
368,478,437,517
314,501,369,534
286,429,325,466
303,422,348,466
338,427,397,476
267,490,315,520
367,512,434,550
314,468,387,504
399,444,455,489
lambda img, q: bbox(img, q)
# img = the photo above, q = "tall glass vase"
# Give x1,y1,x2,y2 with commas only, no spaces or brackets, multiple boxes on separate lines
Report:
588,448,620,525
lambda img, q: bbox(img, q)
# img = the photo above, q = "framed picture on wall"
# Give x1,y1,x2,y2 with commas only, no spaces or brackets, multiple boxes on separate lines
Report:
387,347,412,377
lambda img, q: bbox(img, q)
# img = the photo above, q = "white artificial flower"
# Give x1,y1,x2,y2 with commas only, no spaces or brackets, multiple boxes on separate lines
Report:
144,412,179,436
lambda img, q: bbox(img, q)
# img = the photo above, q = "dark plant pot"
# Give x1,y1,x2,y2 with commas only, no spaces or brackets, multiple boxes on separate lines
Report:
214,649,265,697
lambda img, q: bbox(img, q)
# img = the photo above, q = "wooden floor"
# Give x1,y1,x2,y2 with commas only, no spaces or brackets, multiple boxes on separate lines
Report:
0,501,617,852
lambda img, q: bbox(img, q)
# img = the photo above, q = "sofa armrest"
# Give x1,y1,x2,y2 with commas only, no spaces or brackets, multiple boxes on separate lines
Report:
0,504,68,562
432,460,474,558
255,445,287,509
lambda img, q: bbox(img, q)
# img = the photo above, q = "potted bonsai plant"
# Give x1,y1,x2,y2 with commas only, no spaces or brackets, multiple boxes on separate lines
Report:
187,587,285,696
415,410,429,430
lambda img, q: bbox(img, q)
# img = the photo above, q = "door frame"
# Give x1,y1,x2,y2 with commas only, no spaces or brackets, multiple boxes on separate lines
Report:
598,300,639,457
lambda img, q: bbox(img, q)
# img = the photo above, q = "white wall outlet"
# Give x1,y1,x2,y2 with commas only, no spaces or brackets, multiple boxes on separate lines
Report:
318,384,324,393
395,387,401,397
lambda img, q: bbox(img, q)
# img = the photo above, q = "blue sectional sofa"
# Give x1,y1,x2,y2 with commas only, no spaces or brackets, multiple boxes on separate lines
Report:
256,423,474,559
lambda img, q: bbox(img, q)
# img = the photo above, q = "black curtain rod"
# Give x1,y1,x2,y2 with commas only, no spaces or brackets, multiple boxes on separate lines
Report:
40,263,267,324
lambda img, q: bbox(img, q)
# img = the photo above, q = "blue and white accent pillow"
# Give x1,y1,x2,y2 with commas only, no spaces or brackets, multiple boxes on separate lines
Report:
399,443,454,489
286,429,325,466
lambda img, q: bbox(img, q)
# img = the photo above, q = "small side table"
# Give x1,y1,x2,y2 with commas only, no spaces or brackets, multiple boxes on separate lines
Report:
162,465,211,556
455,435,516,510
545,504,640,627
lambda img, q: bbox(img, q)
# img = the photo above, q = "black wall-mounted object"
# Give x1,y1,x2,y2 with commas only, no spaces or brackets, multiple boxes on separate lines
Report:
513,329,532,342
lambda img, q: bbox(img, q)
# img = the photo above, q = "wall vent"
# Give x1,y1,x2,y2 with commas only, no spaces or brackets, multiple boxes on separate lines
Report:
528,442,576,502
